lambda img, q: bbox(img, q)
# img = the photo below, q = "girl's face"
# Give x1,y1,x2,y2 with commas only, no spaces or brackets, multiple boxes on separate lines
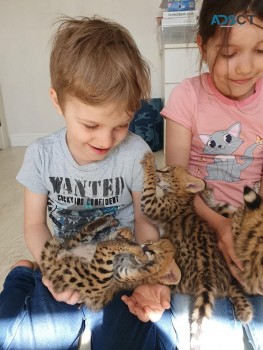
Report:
199,17,263,101
50,90,132,165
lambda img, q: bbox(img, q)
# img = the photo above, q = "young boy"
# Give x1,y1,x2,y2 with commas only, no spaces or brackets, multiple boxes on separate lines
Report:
0,16,176,349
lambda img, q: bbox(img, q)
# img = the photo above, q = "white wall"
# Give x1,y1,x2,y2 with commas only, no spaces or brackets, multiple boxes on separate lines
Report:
0,0,162,146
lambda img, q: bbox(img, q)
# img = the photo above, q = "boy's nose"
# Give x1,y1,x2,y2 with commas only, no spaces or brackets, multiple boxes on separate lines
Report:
97,131,114,149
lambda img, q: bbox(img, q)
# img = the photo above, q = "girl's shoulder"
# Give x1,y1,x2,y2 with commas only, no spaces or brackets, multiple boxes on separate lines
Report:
167,73,210,103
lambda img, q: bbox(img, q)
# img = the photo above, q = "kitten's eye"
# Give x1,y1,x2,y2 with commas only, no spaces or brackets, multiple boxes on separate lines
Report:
208,140,216,148
223,133,232,144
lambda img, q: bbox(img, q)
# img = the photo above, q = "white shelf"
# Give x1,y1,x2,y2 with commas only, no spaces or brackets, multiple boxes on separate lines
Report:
164,43,197,49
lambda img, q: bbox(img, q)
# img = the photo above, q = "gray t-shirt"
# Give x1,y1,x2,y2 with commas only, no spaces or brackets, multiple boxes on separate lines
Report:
17,128,151,240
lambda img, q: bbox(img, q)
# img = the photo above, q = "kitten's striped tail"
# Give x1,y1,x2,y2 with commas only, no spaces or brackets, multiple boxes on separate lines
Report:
190,290,215,350
244,186,262,209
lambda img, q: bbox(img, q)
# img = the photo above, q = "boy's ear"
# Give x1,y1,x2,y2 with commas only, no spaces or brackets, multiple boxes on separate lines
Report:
50,88,63,115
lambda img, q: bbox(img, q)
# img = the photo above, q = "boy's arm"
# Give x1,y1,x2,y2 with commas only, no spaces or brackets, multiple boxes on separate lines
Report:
122,191,170,321
24,188,82,304
132,191,159,243
24,188,52,263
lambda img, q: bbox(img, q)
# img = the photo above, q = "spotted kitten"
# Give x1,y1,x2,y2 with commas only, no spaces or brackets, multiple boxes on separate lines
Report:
141,152,253,350
40,215,181,311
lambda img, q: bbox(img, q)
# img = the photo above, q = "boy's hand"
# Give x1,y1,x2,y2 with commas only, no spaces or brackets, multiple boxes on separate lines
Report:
121,284,171,322
42,277,83,305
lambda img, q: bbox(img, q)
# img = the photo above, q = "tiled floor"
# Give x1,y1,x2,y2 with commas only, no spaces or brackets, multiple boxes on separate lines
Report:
0,147,31,288
0,147,165,289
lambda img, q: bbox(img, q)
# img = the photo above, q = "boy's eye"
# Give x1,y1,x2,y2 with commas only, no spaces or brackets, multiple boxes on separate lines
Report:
116,123,130,130
83,124,98,130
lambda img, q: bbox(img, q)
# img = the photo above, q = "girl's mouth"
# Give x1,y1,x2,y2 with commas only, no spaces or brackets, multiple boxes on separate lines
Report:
230,78,252,85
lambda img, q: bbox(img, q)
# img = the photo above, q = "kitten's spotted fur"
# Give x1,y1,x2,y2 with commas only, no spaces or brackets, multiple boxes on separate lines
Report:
40,215,181,311
141,153,253,350
201,185,263,295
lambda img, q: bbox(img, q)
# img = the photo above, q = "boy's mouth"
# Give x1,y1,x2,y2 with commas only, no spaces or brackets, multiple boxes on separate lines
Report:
90,145,111,155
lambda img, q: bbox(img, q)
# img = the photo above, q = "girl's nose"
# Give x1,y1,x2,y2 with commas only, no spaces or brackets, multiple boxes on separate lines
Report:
236,54,253,76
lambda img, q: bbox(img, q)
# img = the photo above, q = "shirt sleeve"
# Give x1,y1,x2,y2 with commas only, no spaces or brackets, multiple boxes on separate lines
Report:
16,141,48,194
161,78,195,131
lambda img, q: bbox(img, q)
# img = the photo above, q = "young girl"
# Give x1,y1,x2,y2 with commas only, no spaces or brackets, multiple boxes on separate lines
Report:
161,0,263,348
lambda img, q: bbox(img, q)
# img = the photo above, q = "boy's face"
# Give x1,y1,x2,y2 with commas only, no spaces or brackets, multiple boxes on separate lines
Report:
50,90,132,165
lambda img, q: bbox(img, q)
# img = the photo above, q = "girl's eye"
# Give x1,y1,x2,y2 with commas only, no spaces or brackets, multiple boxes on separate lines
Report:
256,49,263,54
221,52,236,59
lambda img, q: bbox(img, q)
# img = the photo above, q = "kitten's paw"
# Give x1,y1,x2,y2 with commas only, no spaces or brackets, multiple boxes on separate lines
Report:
141,152,155,169
134,245,155,263
116,228,133,240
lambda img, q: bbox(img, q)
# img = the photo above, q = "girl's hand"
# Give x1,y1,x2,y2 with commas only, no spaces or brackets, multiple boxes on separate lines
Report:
216,217,244,284
42,277,83,305
121,284,171,322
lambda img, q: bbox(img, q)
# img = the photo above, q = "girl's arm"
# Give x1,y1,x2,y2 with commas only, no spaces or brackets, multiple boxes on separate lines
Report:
194,195,243,281
165,118,191,168
165,118,243,282
24,187,82,304
259,173,263,197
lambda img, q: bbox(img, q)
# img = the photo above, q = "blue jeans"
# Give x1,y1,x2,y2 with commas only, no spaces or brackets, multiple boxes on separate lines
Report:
0,267,177,350
171,294,263,350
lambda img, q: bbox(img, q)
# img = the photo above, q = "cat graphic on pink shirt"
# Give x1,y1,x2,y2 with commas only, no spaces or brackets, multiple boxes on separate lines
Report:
199,122,261,183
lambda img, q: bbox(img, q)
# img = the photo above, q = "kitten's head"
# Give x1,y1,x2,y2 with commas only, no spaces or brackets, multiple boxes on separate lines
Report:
155,165,205,199
142,238,181,285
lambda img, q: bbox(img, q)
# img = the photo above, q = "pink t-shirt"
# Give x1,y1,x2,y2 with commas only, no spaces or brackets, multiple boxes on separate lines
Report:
162,73,263,207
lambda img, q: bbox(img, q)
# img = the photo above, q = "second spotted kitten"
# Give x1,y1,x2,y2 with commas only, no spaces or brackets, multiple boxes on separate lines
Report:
141,152,254,350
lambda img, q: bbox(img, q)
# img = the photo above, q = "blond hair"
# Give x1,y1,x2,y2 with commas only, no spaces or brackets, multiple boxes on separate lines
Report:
50,16,151,112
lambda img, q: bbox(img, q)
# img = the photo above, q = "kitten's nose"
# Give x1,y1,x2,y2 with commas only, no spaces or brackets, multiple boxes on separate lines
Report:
218,145,222,148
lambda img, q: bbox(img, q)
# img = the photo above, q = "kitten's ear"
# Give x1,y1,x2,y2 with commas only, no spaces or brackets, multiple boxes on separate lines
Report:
158,260,181,285
185,175,205,193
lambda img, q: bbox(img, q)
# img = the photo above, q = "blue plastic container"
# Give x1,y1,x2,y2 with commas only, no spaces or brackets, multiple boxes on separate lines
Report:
167,1,195,11
129,99,164,152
